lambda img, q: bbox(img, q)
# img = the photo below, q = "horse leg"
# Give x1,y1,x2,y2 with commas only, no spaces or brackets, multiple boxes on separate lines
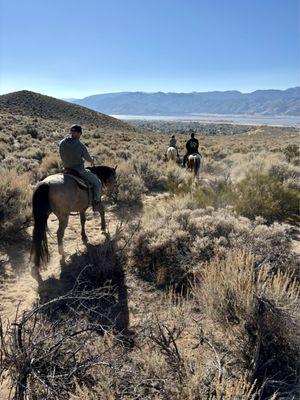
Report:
80,210,88,244
57,214,69,258
197,159,201,181
99,202,106,232
31,265,42,285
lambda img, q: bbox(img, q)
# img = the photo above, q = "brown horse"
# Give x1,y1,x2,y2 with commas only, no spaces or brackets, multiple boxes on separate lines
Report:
30,166,117,282
187,154,201,179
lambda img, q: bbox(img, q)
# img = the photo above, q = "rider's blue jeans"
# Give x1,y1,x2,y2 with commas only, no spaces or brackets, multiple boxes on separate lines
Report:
77,169,101,201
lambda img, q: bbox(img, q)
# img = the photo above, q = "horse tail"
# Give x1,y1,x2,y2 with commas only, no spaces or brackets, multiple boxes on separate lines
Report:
31,183,50,268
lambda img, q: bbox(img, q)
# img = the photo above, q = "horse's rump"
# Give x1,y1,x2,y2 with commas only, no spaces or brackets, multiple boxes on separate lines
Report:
167,146,177,161
187,154,201,177
188,153,201,159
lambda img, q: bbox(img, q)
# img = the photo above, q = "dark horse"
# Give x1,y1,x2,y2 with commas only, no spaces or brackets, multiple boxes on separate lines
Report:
30,166,117,283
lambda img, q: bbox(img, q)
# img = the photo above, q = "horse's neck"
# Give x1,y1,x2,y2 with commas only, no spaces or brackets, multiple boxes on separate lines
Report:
89,166,113,185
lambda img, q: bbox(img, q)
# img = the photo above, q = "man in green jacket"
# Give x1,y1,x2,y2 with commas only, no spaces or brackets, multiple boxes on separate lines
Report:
59,124,101,211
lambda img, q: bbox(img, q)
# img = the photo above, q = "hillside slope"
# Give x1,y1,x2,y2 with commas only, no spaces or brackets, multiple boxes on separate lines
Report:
71,87,300,116
0,90,135,131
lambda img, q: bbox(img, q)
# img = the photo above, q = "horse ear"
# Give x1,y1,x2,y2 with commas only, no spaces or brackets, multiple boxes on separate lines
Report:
114,165,118,171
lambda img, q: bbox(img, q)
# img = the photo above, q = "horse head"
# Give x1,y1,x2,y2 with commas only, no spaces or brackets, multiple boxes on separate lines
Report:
88,165,118,200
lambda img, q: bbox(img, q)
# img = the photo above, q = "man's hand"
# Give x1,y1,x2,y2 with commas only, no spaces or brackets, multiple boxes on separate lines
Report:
91,157,95,167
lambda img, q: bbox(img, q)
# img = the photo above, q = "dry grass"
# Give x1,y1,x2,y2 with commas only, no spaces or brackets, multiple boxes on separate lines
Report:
131,205,295,289
114,161,146,204
0,102,299,399
0,168,31,237
1,246,299,399
37,153,61,179
234,171,299,223
193,250,300,399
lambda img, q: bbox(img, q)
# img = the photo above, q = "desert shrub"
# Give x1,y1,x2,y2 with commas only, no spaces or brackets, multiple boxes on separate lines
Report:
167,167,193,195
115,149,132,160
193,179,234,209
37,153,61,178
234,171,299,223
292,157,300,166
229,151,285,183
22,147,45,160
0,168,31,237
25,124,39,139
283,144,299,163
115,162,145,204
209,147,232,161
133,160,167,191
268,161,300,183
2,155,39,174
168,158,298,223
201,158,227,175
194,250,300,398
168,175,234,210
131,207,294,288
93,131,101,139
94,144,116,164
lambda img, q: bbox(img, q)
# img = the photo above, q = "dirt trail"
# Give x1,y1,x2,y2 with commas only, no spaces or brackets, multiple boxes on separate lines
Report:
0,192,170,398
0,209,111,321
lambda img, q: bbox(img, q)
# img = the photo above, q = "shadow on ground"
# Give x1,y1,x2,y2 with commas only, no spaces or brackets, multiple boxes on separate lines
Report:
0,234,31,279
37,236,130,338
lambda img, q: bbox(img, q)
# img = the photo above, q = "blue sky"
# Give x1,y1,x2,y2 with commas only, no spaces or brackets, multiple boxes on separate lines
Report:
0,0,299,98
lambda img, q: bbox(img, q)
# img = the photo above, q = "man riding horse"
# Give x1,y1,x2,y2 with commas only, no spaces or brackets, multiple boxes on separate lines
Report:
31,124,118,282
182,132,200,167
169,134,179,158
59,124,102,211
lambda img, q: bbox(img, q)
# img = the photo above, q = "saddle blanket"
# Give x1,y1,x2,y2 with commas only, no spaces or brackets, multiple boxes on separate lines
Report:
62,171,93,205
64,173,90,189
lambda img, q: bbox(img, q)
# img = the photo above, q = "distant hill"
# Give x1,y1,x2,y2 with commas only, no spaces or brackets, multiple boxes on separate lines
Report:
0,90,135,131
70,87,300,116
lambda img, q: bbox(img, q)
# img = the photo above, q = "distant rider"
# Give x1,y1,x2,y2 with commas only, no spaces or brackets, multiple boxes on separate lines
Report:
182,132,200,167
170,134,179,157
59,124,102,211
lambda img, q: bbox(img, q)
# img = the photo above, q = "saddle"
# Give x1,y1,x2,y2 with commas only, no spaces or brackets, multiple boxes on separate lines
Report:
62,168,91,189
190,152,201,158
62,168,93,205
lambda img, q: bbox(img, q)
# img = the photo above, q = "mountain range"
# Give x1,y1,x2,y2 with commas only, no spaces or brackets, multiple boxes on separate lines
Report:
69,87,300,116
